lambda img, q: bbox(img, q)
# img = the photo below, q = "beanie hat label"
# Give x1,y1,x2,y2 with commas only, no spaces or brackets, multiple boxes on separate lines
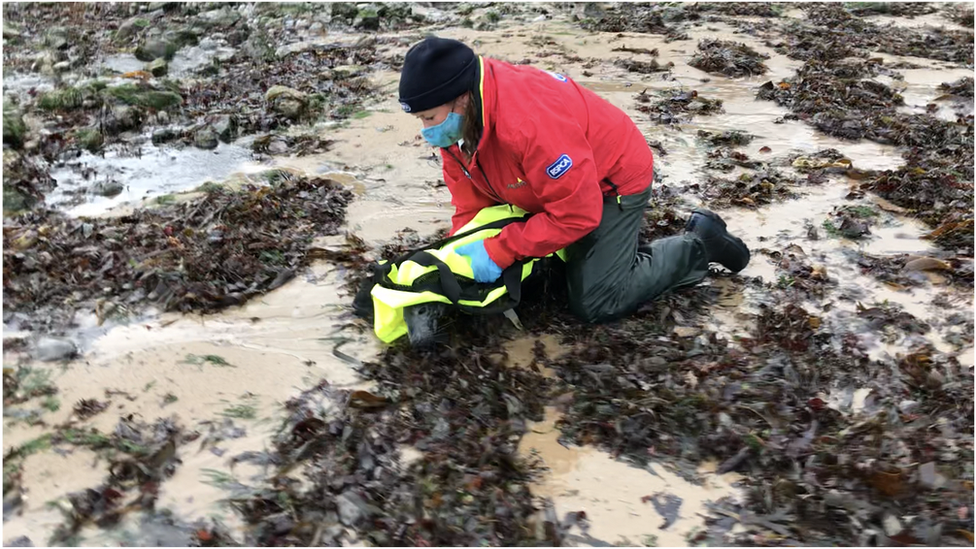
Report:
400,101,412,113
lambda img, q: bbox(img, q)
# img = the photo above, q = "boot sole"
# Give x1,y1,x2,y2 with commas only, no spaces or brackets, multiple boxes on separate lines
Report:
688,208,750,273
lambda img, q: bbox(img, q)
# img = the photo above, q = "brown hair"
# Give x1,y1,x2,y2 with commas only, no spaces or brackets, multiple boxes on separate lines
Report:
459,91,483,159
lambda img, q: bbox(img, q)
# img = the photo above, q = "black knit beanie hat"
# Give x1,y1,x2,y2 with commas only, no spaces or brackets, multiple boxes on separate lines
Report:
398,36,477,113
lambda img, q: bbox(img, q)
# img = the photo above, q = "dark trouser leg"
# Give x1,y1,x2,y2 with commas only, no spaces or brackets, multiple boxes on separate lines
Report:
565,185,710,323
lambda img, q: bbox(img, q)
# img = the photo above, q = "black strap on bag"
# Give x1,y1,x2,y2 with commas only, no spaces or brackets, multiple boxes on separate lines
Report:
382,214,529,269
352,212,534,321
404,251,530,315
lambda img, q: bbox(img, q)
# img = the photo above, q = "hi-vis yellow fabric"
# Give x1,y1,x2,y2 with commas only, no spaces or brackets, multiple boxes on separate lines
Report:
370,205,565,343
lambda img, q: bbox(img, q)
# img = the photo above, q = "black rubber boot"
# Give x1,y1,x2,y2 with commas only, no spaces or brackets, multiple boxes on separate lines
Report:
684,208,750,273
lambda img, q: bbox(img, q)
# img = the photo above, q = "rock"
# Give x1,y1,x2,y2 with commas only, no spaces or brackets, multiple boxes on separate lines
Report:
268,139,289,155
147,58,168,77
3,536,33,547
135,38,177,61
897,399,918,414
75,129,104,152
331,2,359,23
421,8,447,23
882,514,903,537
926,369,945,389
242,33,274,61
124,89,181,111
331,65,364,79
214,47,236,63
266,86,307,120
197,37,220,52
148,2,179,12
193,125,219,149
276,99,305,120
918,462,946,490
309,21,324,33
152,127,179,144
3,24,23,40
43,27,69,50
673,326,701,338
32,50,58,70
2,184,34,213
792,156,852,170
265,86,305,102
163,26,203,48
3,106,27,149
335,492,372,526
903,257,952,272
211,115,237,143
199,8,241,27
116,17,150,41
275,42,313,58
354,8,380,30
33,337,78,362
105,105,143,134
52,61,71,73
582,2,606,19
93,180,125,197
319,63,362,82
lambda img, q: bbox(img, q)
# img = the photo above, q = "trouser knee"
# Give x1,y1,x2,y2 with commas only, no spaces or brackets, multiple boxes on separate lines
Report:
568,288,631,324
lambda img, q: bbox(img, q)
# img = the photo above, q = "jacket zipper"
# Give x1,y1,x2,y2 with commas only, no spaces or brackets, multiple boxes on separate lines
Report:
445,147,503,203
473,157,503,203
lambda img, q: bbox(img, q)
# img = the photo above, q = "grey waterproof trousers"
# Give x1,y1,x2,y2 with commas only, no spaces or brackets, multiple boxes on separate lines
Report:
564,185,710,323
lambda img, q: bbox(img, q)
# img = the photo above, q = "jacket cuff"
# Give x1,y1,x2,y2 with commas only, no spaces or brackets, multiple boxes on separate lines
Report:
483,236,516,270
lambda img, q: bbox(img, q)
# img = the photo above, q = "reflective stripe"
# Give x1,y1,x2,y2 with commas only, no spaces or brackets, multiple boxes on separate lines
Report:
370,204,562,343
478,56,487,128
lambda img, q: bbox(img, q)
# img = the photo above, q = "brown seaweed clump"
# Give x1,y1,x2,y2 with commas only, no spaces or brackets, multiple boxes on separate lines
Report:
3,176,353,332
689,38,770,77
939,77,975,98
634,88,724,125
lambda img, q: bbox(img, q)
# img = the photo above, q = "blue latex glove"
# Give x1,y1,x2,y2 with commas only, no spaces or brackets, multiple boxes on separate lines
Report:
455,241,503,283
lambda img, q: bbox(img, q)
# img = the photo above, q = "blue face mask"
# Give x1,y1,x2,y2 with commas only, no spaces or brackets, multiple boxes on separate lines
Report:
421,112,464,148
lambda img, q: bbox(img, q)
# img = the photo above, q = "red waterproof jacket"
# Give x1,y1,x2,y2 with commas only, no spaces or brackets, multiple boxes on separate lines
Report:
440,56,654,269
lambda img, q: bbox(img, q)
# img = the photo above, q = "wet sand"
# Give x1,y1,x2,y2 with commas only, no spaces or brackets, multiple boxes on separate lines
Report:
3,6,973,546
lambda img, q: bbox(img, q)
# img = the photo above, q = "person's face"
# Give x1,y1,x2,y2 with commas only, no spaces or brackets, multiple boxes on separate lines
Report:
413,93,469,128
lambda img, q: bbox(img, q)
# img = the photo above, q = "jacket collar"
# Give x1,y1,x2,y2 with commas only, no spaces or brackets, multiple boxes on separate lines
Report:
470,56,496,156
446,56,496,161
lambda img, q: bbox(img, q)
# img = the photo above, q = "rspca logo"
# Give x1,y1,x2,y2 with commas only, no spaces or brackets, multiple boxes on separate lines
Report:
546,154,573,179
544,70,568,83
400,101,412,112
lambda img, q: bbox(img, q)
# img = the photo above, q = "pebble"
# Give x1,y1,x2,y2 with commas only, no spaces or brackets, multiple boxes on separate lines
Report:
336,492,370,526
32,337,78,362
918,462,946,490
882,514,903,537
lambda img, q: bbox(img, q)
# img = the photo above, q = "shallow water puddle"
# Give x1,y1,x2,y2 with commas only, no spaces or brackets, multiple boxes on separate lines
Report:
48,139,254,217
521,407,742,546
99,40,236,79
503,333,568,378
